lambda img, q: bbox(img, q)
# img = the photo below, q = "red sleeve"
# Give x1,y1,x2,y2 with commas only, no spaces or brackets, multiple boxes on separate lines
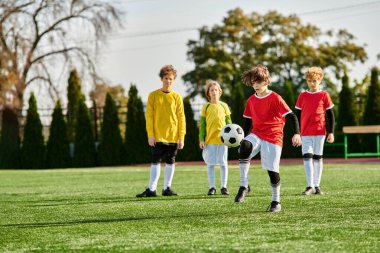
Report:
295,93,303,110
243,99,252,118
323,92,334,110
277,95,291,117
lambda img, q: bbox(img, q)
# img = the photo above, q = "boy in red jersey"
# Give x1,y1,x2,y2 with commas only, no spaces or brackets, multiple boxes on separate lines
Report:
235,64,302,212
295,67,335,195
136,65,186,197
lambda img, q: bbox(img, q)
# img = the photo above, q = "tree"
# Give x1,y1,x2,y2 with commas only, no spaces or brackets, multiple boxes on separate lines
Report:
67,69,82,143
124,85,150,164
98,93,123,166
0,0,123,109
21,93,45,169
73,96,96,167
0,107,20,168
362,67,380,152
177,97,202,161
46,100,70,168
183,8,367,101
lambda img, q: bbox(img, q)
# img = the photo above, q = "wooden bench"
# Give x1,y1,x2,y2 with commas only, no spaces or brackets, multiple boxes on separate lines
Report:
342,125,380,159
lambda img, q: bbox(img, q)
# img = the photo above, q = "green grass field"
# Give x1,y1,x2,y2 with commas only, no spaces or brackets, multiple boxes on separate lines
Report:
0,163,379,252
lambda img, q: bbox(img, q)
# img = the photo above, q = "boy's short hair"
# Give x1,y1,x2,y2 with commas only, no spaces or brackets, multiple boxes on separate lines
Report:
306,67,324,81
159,65,177,79
205,80,222,100
241,64,271,86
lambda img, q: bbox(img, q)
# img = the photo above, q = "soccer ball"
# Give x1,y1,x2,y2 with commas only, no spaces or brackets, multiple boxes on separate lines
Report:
220,124,244,148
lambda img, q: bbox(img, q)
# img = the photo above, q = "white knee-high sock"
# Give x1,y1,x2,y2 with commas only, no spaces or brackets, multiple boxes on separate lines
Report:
220,165,228,188
313,159,323,187
303,158,314,187
164,163,175,189
149,163,161,191
207,165,215,188
271,182,281,202
239,162,250,188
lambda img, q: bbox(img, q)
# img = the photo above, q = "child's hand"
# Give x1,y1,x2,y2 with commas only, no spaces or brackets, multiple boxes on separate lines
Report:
148,137,156,147
292,134,302,147
326,133,334,143
199,141,205,149
178,140,185,150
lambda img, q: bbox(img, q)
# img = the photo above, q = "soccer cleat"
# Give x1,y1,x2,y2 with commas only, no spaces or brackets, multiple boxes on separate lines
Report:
162,187,178,196
220,187,229,195
136,188,157,198
207,187,216,195
234,186,249,203
314,187,324,195
302,186,315,195
247,185,251,194
267,201,281,212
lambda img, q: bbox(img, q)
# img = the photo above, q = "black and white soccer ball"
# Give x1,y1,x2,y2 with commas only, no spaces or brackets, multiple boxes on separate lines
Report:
220,124,244,148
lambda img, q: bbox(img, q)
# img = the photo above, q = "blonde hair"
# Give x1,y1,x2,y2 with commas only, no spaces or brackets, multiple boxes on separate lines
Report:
159,65,177,79
241,64,271,86
205,80,222,100
306,67,324,81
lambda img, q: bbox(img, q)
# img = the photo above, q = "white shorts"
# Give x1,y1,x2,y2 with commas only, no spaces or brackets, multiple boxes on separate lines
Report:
301,136,326,155
242,134,282,173
202,144,228,166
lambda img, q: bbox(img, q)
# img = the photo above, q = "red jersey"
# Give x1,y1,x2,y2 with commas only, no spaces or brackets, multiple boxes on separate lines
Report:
243,91,291,146
295,90,334,136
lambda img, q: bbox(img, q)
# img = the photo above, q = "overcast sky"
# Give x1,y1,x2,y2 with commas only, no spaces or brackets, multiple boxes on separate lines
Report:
97,0,380,102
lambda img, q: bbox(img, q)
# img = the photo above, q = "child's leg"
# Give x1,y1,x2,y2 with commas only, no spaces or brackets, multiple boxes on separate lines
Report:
268,171,280,202
313,136,326,188
149,163,161,191
239,140,253,188
163,145,178,189
207,165,216,189
301,136,314,188
220,164,228,188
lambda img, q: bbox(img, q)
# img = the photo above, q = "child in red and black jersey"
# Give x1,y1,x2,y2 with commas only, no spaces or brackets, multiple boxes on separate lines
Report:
235,64,302,212
295,66,335,195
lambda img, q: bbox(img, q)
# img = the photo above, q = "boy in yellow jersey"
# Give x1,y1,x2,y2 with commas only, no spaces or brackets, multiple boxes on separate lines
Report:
199,80,231,195
136,65,186,197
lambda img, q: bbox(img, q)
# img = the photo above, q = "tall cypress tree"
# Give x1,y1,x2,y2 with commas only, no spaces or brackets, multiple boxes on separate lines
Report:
0,107,20,168
177,97,202,161
362,67,380,152
124,85,150,164
21,93,45,169
73,96,96,167
337,73,360,152
67,69,82,143
46,100,71,168
98,93,124,166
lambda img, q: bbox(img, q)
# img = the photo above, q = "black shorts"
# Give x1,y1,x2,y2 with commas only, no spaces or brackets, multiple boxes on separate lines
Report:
151,142,178,164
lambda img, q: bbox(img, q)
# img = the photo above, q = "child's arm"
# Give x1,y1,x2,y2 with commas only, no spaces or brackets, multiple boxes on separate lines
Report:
225,115,232,124
199,116,206,149
326,108,335,143
242,117,252,137
295,108,301,130
285,112,301,147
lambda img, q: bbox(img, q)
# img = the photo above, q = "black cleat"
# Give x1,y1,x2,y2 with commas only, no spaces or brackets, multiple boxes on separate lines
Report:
267,201,281,212
302,186,315,195
136,188,157,198
247,185,251,194
207,187,216,195
220,187,229,195
234,186,249,203
314,187,324,195
162,187,178,196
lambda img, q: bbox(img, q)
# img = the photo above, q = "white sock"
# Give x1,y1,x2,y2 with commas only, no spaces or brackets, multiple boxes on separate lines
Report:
220,165,228,188
313,159,323,187
271,182,281,202
164,163,175,189
149,163,161,191
303,158,314,187
207,165,215,189
239,162,250,188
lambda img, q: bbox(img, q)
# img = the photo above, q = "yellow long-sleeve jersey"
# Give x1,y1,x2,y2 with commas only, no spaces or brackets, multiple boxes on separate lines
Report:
146,89,186,143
